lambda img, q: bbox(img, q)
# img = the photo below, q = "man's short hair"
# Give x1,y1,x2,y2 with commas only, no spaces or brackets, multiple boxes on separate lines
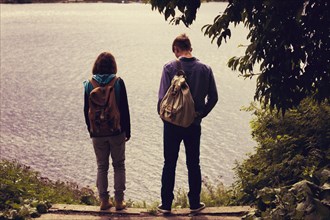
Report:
172,33,192,52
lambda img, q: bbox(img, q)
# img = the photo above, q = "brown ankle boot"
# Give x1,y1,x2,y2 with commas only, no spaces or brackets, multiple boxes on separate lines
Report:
100,199,113,210
115,200,126,211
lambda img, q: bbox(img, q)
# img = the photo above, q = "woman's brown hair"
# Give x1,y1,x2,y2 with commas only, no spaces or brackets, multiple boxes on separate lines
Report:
92,52,117,75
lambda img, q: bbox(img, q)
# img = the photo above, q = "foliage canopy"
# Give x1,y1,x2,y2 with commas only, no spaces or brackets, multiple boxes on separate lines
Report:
236,99,330,202
149,0,329,113
233,98,330,218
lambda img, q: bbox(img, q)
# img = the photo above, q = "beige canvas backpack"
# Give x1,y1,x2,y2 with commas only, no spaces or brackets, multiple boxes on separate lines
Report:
159,60,195,127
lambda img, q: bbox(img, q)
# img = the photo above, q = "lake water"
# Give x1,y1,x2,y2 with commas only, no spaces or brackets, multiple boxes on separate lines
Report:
0,2,256,202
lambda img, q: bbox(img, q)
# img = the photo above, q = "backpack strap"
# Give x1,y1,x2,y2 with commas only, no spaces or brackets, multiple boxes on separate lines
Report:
176,59,186,77
89,77,100,89
108,76,118,87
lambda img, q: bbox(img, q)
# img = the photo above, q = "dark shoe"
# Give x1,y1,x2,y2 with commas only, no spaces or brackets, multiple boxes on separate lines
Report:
115,200,127,211
190,202,205,213
157,204,171,214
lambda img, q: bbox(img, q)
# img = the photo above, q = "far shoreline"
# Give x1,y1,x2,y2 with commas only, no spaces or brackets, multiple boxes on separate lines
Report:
0,0,228,4
1,0,138,3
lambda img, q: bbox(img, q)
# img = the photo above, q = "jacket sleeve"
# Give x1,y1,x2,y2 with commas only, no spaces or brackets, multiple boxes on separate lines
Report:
83,81,91,133
118,79,131,140
201,68,218,118
157,64,172,114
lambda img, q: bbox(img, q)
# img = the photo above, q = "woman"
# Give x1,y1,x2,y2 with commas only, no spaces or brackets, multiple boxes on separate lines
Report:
83,52,131,210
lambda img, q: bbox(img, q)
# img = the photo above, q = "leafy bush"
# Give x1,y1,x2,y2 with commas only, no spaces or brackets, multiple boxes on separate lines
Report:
0,160,98,219
234,98,330,219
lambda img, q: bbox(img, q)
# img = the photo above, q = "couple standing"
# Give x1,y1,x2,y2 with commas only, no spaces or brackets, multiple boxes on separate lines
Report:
83,34,218,213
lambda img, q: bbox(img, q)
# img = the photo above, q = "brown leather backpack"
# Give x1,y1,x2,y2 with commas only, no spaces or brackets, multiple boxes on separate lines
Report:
88,76,121,137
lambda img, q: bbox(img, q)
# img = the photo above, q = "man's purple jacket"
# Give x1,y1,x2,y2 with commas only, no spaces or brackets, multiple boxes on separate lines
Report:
158,57,218,125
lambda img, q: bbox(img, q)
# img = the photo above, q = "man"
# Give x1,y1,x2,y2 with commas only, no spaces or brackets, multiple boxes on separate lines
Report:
157,34,218,213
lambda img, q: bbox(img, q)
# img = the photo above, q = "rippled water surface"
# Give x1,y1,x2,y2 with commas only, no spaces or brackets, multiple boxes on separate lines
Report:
1,2,256,202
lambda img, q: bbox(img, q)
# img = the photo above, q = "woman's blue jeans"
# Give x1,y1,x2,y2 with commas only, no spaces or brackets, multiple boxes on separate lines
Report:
161,121,202,209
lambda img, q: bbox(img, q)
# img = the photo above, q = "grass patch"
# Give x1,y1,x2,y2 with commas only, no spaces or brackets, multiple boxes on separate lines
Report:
0,159,237,219
172,176,236,209
0,159,98,219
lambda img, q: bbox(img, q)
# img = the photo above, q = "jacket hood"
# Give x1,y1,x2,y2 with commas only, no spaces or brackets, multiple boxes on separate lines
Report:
92,74,116,85
83,74,116,94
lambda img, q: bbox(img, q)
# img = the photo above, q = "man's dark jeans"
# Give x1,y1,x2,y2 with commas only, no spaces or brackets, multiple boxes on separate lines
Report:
161,121,202,209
